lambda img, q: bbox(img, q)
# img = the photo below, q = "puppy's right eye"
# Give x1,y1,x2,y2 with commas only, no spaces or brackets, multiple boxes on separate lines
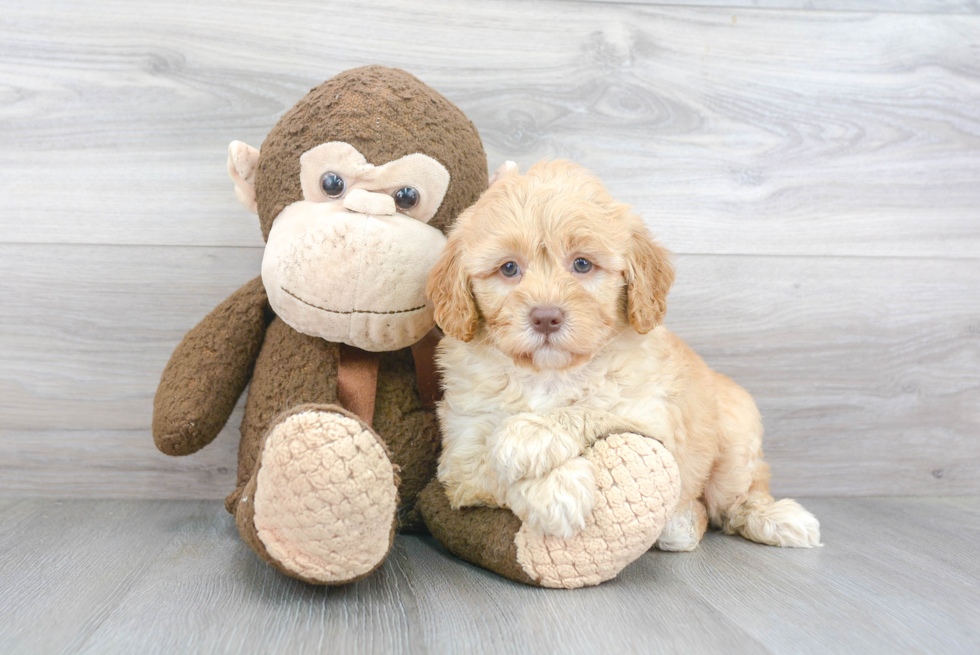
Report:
500,261,521,278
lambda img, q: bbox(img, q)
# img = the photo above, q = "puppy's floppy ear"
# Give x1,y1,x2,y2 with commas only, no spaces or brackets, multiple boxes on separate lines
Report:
624,224,675,334
427,234,479,342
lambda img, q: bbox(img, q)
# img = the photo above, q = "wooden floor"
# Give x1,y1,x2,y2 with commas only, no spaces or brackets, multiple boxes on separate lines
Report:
0,497,976,654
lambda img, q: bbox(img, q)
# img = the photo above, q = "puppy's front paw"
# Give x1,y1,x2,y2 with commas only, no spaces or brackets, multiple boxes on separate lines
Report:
490,413,583,484
506,456,596,538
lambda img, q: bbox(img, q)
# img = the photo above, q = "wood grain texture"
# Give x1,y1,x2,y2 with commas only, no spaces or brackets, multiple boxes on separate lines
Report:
645,496,980,653
585,1,980,14
1,244,977,498
0,1,978,256
0,500,215,654
1,498,977,654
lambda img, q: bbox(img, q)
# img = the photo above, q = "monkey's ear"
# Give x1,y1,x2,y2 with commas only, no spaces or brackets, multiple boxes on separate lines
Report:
426,235,479,342
625,223,675,334
488,160,518,187
227,141,260,214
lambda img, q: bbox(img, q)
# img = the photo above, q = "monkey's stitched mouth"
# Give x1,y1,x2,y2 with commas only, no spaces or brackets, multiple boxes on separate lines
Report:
282,287,426,316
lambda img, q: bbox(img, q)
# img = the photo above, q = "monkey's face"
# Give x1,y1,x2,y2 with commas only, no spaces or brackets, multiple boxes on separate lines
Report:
234,141,451,351
227,67,490,352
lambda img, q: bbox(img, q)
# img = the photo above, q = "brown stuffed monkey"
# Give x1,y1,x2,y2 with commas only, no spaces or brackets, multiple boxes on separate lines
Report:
153,66,488,584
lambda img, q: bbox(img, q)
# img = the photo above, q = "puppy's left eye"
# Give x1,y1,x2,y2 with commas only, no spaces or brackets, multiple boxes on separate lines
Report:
500,261,521,277
573,258,593,273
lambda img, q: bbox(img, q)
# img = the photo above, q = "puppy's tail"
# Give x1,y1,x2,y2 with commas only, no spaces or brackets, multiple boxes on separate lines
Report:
720,476,822,548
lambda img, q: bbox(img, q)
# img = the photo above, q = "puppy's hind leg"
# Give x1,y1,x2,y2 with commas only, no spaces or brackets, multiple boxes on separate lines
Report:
704,375,822,548
655,498,708,552
721,486,821,548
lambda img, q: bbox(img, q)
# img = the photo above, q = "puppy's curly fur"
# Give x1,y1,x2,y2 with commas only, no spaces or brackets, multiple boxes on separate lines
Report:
427,160,820,548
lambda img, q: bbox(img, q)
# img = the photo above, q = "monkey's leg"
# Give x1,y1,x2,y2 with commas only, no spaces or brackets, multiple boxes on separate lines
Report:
227,321,399,585
235,403,400,585
417,433,681,589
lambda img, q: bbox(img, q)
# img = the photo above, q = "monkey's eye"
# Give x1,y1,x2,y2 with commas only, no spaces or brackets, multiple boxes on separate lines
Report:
500,261,521,278
393,187,419,210
320,172,345,198
573,258,593,273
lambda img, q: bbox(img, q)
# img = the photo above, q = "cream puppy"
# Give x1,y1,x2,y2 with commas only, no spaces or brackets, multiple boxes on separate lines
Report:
427,160,820,550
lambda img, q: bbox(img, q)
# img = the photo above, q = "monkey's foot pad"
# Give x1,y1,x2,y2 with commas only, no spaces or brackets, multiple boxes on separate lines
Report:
515,433,681,588
251,409,398,584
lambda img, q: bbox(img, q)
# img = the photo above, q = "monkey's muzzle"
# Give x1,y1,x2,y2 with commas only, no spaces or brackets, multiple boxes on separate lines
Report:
262,200,447,351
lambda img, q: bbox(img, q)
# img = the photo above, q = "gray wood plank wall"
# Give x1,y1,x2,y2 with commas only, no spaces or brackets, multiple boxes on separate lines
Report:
1,0,977,499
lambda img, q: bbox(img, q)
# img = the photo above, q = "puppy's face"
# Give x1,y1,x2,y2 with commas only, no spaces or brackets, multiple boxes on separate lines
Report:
427,160,675,370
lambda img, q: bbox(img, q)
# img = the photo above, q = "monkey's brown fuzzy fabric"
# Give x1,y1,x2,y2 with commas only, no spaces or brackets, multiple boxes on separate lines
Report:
153,276,271,456
417,480,540,586
255,66,488,240
227,318,340,510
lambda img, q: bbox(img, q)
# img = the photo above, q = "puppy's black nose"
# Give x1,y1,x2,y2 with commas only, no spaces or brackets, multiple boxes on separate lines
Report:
530,306,565,335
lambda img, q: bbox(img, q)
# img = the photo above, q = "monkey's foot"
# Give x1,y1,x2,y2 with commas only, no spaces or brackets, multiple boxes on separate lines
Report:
236,404,399,585
418,433,681,589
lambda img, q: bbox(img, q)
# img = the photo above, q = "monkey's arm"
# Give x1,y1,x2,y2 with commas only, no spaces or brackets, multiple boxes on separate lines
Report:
153,276,270,456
